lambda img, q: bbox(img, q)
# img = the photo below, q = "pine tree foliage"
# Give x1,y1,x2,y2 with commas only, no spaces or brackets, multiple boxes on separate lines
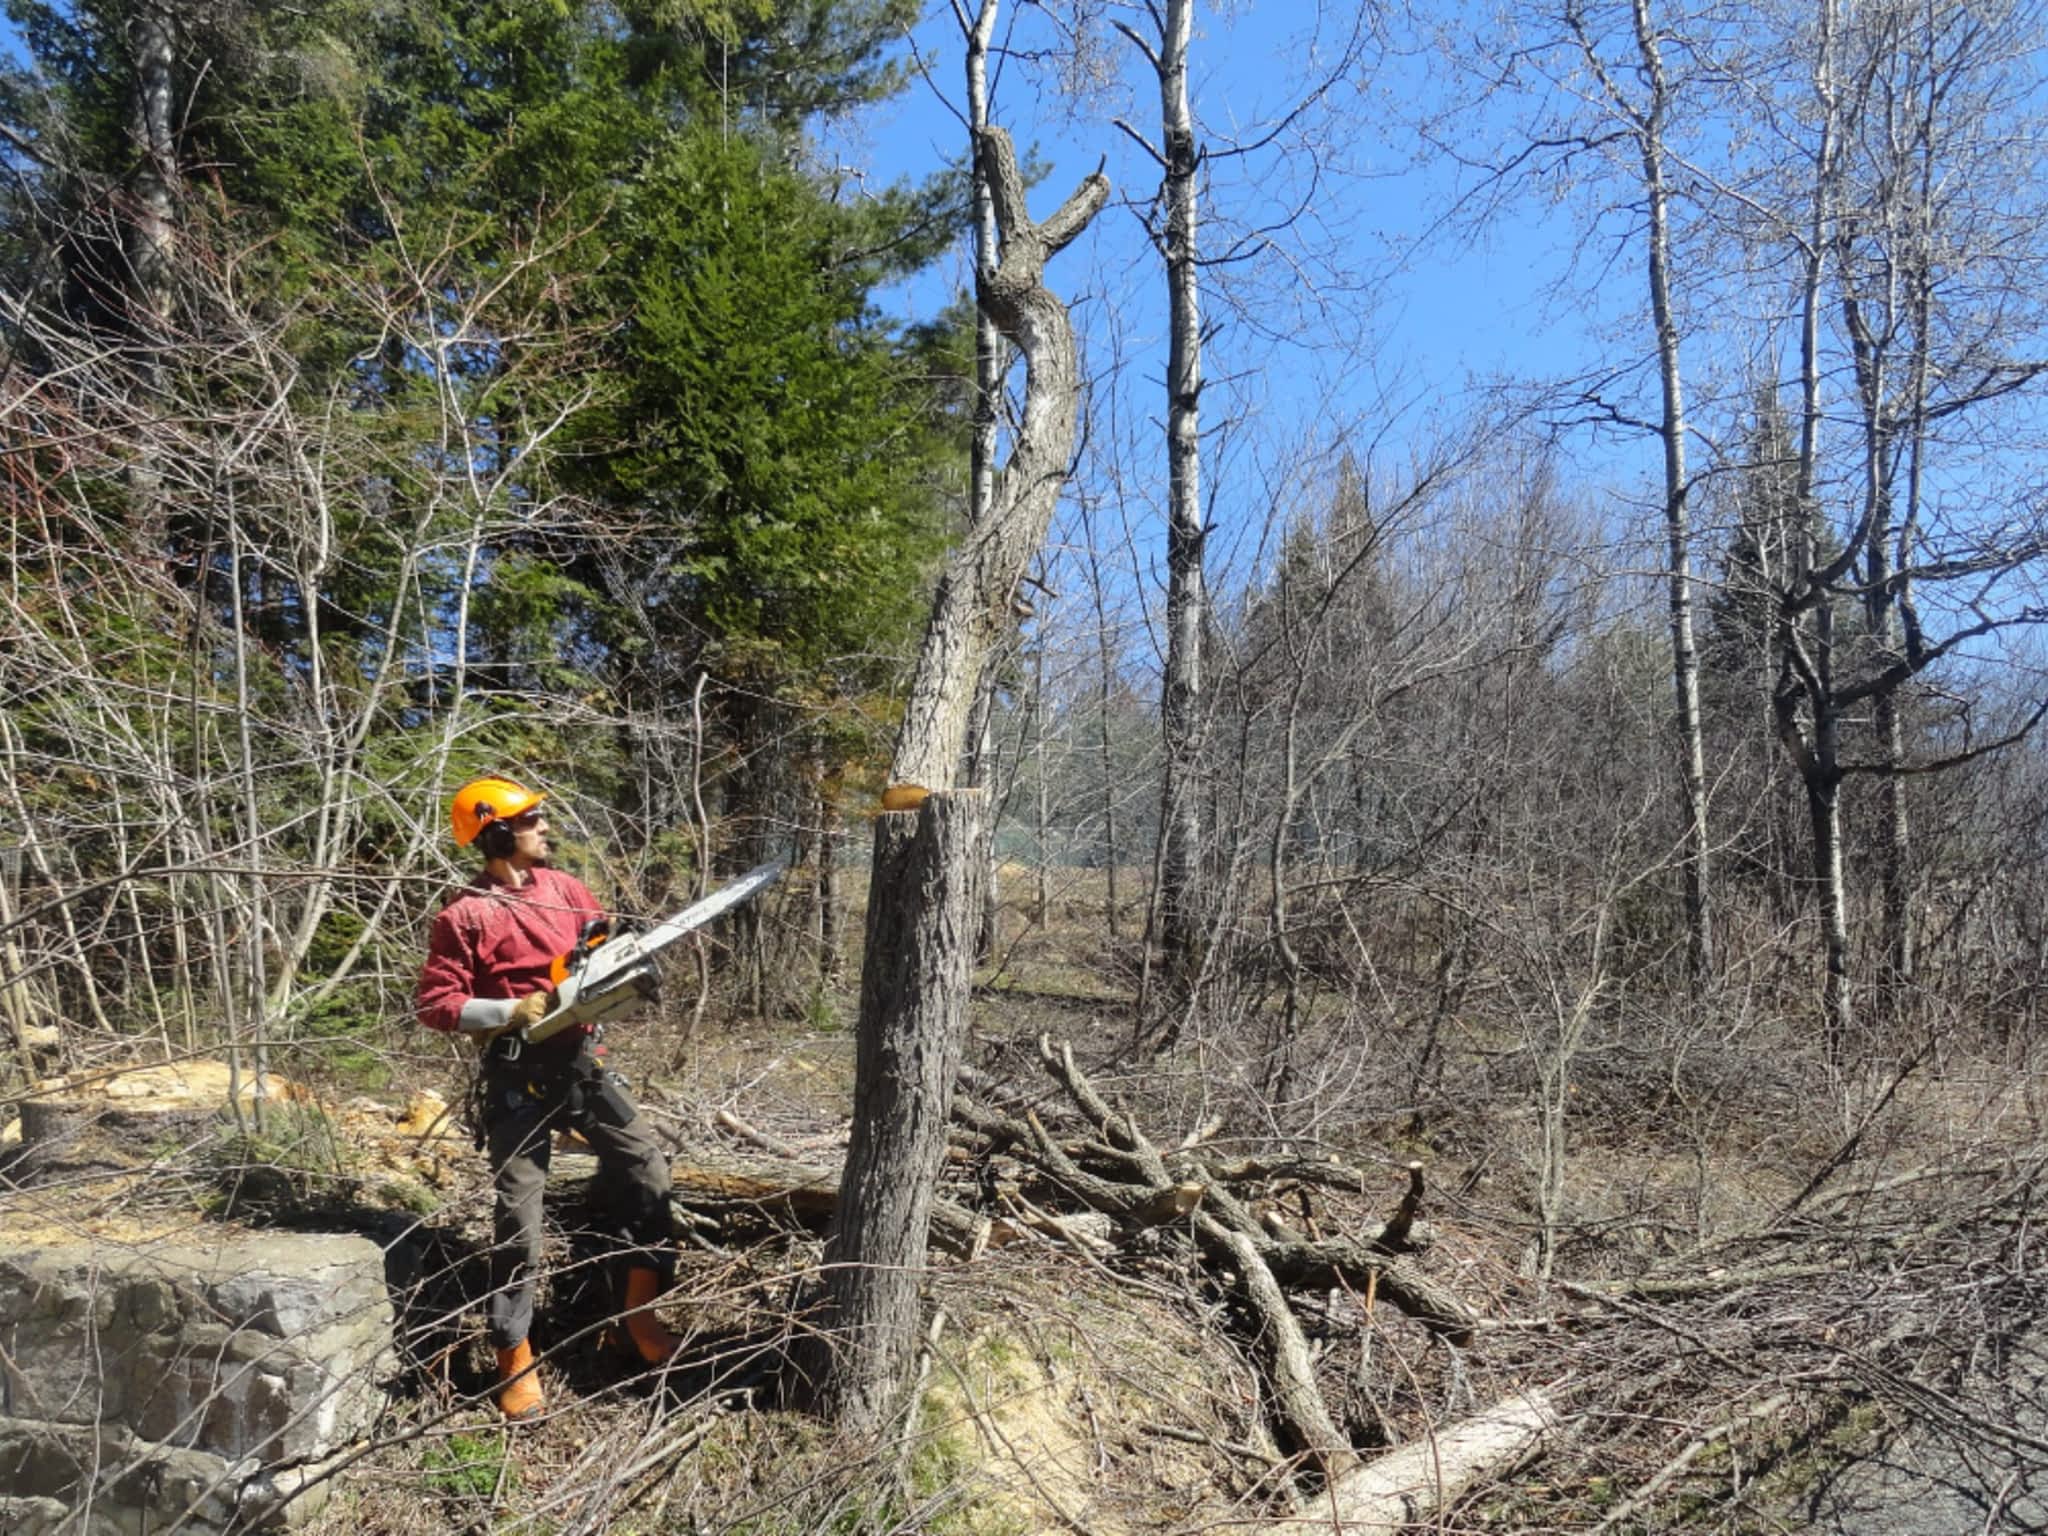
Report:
0,0,966,1044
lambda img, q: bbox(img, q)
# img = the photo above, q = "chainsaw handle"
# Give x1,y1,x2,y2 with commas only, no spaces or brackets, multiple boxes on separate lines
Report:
549,917,613,989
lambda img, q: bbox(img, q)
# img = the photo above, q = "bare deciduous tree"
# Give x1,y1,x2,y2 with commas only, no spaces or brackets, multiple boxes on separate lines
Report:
1114,0,1209,984
1563,0,1717,977
797,125,1108,1432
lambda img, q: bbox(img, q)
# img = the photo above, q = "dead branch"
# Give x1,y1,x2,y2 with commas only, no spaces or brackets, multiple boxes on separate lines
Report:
1269,1389,1560,1534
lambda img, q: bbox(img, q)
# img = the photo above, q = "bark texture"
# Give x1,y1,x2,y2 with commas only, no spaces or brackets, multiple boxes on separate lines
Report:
798,790,988,1427
961,3,1008,963
123,1,177,334
796,125,1106,1433
887,131,1109,793
1152,0,1209,977
790,126,1105,1441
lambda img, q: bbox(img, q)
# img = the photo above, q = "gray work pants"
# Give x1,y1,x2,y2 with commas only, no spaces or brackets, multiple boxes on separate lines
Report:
481,1045,675,1350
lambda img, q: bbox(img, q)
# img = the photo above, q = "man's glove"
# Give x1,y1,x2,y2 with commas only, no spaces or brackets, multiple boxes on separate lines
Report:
506,992,551,1033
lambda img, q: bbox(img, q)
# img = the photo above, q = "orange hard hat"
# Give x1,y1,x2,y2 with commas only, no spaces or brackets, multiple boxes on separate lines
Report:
449,776,545,847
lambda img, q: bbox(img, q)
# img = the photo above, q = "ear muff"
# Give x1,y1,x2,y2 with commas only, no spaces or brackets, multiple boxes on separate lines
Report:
479,819,517,861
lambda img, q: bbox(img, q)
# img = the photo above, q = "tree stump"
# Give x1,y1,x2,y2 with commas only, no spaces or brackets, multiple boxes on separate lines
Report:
795,789,987,1430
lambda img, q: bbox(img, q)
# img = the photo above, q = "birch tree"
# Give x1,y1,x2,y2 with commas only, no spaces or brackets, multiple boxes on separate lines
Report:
1115,0,1209,982
1744,0,2048,1053
1560,0,1717,976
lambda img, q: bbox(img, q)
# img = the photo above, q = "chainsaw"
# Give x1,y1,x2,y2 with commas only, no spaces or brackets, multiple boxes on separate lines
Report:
521,859,787,1043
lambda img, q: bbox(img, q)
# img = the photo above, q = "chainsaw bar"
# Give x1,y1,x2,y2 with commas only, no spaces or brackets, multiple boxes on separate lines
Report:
523,858,787,1042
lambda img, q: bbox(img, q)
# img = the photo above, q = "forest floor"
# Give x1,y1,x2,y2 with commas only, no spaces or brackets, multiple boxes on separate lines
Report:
5,867,2045,1533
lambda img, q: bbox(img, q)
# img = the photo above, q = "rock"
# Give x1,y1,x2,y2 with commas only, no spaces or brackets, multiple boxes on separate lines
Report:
0,1494,71,1535
0,1231,394,1533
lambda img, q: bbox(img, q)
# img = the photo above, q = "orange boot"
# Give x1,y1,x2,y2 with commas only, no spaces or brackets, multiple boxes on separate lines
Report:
618,1266,683,1365
495,1339,545,1422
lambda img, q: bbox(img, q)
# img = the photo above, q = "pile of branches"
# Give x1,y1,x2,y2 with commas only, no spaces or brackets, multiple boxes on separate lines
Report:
677,1033,1555,1525
1490,1149,2048,1530
667,1034,2046,1530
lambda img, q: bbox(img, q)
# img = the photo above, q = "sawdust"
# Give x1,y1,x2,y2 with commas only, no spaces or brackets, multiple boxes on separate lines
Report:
30,1057,313,1110
4,1057,472,1219
914,1279,1239,1536
932,1346,1111,1535
0,1184,225,1248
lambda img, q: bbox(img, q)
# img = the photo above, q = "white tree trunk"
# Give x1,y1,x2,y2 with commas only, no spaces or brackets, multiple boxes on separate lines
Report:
1153,0,1208,978
124,1,177,333
1630,0,1713,978
1267,1391,1558,1534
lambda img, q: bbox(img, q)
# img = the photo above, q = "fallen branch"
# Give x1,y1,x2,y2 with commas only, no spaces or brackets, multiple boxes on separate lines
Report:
1257,1235,1477,1345
712,1108,805,1162
1270,1389,1560,1534
1212,1221,1358,1478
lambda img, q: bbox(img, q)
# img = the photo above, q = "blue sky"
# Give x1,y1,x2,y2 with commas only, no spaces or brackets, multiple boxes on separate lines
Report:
820,0,1616,407
804,0,1661,639
0,0,1741,566
0,0,1625,435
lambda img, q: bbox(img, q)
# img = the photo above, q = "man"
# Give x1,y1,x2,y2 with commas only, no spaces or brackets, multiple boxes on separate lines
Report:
417,775,681,1421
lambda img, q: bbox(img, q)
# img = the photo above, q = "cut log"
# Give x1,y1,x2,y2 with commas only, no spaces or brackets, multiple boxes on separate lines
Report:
1381,1162,1425,1249
987,1200,1116,1254
1269,1389,1559,1534
1258,1236,1477,1345
664,1150,987,1259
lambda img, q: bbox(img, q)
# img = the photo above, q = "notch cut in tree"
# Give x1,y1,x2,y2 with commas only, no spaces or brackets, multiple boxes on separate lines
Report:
792,127,1109,1433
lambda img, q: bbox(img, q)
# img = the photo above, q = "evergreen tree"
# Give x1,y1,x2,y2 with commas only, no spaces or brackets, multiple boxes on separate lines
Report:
0,0,968,1030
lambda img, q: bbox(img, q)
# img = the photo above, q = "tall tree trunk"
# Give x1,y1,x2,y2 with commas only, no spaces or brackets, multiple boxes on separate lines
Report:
962,0,1007,965
122,1,177,529
1776,0,1853,1059
1032,636,1050,927
795,790,986,1429
724,691,772,1013
1857,37,1943,1006
0,831,48,1067
818,786,844,985
1085,505,1122,941
969,677,1001,960
886,138,1107,795
1843,258,1909,1014
124,1,176,335
1875,695,1912,990
1265,663,1308,1111
1884,267,1934,995
1126,0,1208,981
964,0,1002,539
1805,762,1853,1060
797,126,1107,1431
226,500,271,1125
1630,0,1713,979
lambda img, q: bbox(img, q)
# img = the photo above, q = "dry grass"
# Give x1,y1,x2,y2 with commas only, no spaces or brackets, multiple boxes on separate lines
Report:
6,867,2045,1534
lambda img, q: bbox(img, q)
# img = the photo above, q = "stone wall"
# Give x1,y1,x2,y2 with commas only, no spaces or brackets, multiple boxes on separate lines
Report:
0,1232,396,1534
